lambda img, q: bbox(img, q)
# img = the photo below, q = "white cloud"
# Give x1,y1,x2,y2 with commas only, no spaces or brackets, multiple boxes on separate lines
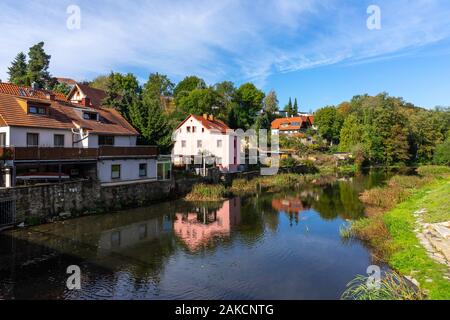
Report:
0,0,449,87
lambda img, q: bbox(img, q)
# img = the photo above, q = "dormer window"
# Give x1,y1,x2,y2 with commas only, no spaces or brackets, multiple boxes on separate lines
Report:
83,112,98,121
28,105,47,115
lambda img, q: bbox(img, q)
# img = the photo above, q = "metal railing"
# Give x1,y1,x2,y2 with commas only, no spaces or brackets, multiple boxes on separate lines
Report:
0,146,158,161
0,197,16,227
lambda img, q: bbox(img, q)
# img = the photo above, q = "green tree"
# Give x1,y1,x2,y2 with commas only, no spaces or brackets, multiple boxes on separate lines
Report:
7,52,28,86
89,75,110,91
128,93,172,152
314,106,343,145
173,76,206,101
177,88,223,116
51,82,71,95
143,73,174,99
232,83,265,130
339,115,364,151
284,98,294,116
264,90,279,116
433,137,450,165
293,98,299,115
27,42,52,87
103,72,140,117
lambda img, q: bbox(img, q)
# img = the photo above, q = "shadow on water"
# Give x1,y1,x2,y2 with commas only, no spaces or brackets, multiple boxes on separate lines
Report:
0,170,391,300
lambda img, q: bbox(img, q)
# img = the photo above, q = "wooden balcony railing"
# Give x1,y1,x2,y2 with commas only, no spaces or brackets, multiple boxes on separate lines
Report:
0,146,158,161
98,146,158,158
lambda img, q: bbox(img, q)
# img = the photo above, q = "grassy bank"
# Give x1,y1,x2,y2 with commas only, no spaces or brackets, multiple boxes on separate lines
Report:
343,166,450,299
184,172,339,201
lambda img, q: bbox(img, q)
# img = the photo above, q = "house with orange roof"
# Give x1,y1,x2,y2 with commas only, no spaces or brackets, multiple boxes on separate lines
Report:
172,114,241,173
0,82,170,188
67,83,108,108
271,115,314,136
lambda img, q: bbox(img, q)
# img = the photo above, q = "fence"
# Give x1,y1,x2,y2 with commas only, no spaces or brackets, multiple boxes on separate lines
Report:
0,197,16,228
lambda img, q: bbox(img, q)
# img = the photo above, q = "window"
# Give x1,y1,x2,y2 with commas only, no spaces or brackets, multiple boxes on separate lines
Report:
187,126,191,133
111,164,121,179
157,161,172,180
111,231,121,248
99,135,115,146
181,140,186,148
54,134,65,147
217,140,222,148
83,112,98,120
139,163,147,177
0,133,6,147
27,133,39,147
28,105,46,115
192,126,197,133
197,140,202,148
202,128,205,133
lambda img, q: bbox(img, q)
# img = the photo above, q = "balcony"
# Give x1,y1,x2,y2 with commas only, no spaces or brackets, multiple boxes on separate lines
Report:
98,146,158,158
0,146,158,161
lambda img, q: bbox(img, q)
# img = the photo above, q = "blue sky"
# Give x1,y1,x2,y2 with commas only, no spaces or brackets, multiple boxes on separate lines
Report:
1,0,450,110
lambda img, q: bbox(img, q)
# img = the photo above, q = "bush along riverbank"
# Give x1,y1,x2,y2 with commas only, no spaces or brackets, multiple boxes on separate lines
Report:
184,172,339,201
341,166,450,300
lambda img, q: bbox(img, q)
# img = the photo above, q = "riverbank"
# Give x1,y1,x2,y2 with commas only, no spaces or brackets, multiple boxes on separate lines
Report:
184,172,339,201
342,166,450,300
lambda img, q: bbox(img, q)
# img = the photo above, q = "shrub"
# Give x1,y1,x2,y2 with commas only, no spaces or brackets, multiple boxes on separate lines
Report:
280,157,299,168
417,165,450,177
342,272,424,300
433,139,450,165
185,183,227,201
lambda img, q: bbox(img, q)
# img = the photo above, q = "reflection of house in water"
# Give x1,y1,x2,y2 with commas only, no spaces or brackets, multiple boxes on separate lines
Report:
174,198,241,251
98,216,170,255
272,197,311,226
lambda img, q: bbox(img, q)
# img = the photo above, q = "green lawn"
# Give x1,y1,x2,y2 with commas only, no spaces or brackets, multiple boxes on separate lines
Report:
383,178,450,299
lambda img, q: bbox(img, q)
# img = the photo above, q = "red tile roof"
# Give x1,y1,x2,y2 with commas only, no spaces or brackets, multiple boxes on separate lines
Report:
68,83,107,108
0,92,138,136
271,116,313,131
0,82,67,102
177,114,231,134
55,77,77,85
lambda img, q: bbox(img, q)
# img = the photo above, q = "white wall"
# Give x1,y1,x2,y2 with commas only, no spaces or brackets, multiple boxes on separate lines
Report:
97,158,157,183
3,126,137,149
7,126,74,147
0,126,11,146
172,116,241,170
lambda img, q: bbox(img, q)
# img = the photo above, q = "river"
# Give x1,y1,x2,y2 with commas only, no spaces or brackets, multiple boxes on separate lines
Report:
0,171,389,300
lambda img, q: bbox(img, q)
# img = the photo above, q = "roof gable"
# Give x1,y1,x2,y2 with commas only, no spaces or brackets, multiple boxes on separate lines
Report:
176,114,231,134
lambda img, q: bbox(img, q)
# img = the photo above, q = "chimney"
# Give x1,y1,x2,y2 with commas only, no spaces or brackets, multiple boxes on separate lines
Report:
81,97,91,107
209,115,214,121
203,113,208,120
45,92,56,101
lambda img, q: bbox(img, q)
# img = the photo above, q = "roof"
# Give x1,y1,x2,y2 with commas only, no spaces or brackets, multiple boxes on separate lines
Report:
177,114,231,134
271,116,313,131
68,83,107,108
0,82,67,102
0,92,138,136
55,77,77,86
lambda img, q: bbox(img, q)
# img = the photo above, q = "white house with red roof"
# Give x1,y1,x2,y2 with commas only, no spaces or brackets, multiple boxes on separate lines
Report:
0,82,171,188
172,114,241,173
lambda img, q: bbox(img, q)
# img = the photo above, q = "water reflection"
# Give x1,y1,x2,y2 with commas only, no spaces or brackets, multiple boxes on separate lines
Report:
0,171,390,300
174,198,241,251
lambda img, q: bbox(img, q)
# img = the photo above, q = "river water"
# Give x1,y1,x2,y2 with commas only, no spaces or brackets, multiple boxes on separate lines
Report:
0,172,389,300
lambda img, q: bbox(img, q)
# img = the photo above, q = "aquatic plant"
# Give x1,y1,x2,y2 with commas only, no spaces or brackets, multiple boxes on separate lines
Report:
342,272,424,300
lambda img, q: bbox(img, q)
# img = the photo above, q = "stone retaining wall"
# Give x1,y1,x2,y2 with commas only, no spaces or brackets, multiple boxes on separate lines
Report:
0,177,202,226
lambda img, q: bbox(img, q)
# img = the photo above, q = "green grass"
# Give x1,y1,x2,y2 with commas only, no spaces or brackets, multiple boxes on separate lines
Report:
383,179,450,299
342,272,425,300
185,183,228,201
415,181,450,223
344,167,450,300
